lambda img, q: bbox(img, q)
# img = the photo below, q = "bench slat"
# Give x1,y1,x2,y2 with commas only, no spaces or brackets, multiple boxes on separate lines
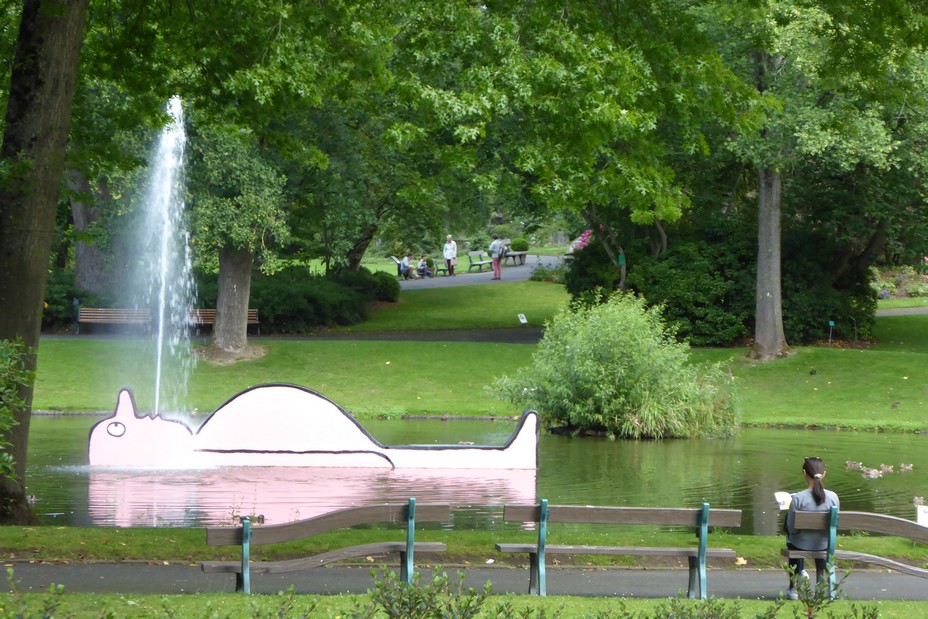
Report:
202,542,446,575
78,308,151,324
189,309,259,325
497,543,736,558
206,503,449,547
503,504,742,528
794,510,928,543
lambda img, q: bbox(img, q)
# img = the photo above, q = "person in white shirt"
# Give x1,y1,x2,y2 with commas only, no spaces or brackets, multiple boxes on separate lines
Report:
443,235,458,276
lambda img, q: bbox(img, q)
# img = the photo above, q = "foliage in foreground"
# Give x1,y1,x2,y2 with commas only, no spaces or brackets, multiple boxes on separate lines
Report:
0,339,32,486
2,565,885,618
492,292,736,438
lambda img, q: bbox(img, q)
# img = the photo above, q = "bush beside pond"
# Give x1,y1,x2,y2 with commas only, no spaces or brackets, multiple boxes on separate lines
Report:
491,292,736,439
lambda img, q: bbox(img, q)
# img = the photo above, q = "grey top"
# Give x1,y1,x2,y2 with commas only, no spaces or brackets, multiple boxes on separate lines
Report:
786,487,840,550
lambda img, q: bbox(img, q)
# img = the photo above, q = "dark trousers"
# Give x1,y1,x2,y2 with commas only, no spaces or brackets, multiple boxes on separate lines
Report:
787,542,827,586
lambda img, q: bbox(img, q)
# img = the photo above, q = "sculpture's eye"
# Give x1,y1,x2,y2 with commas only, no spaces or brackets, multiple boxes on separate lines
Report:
107,422,126,437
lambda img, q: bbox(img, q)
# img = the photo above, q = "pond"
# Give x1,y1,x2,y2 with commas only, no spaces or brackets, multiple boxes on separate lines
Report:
26,415,928,534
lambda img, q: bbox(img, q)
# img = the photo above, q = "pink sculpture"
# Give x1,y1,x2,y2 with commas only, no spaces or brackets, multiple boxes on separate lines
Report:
88,384,538,470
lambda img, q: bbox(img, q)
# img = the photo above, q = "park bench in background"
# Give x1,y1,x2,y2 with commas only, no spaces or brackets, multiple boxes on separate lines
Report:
496,500,742,598
467,250,492,272
499,238,528,266
503,251,528,266
201,498,448,593
77,308,151,334
189,308,260,335
433,259,448,276
783,507,928,599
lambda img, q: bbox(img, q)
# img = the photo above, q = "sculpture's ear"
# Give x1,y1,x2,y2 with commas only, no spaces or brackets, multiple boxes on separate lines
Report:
115,389,138,419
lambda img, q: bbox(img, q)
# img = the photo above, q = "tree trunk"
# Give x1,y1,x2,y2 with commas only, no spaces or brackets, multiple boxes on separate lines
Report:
0,0,88,524
213,247,254,354
68,170,108,294
750,166,790,360
345,223,378,272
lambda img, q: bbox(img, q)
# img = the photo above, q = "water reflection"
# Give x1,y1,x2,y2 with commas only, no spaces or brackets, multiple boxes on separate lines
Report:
26,416,928,533
86,467,536,527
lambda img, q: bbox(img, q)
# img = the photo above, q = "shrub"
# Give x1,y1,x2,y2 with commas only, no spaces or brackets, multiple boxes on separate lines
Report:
905,281,928,297
42,268,119,331
468,234,491,252
627,241,751,347
351,567,491,619
868,266,895,297
563,240,622,299
371,270,401,302
248,269,369,332
510,237,529,252
491,292,737,439
41,269,78,330
529,260,567,284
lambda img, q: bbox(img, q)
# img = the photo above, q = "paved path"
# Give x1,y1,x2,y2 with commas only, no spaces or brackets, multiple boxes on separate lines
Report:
399,254,563,290
6,562,928,601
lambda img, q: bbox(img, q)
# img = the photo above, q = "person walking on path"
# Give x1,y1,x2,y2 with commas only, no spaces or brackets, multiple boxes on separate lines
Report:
784,456,839,600
488,234,504,280
443,235,458,276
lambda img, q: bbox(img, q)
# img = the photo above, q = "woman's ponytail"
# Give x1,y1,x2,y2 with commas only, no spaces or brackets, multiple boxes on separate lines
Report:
804,457,827,505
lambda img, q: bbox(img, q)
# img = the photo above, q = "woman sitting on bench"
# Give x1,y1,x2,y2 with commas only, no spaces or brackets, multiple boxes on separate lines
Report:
784,456,840,600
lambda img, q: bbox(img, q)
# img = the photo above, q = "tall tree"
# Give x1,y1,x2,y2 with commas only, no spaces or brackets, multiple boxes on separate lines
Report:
186,124,287,355
471,1,749,286
0,0,88,523
706,0,928,359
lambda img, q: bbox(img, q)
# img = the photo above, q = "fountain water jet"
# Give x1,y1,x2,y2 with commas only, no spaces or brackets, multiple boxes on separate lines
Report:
129,96,196,416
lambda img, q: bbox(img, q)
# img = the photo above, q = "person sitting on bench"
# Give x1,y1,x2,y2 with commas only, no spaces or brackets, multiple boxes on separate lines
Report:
400,253,418,279
784,456,840,600
417,255,433,278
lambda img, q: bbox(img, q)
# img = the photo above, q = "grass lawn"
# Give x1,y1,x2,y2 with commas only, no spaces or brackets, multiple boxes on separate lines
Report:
878,296,928,310
6,590,926,618
340,281,569,331
34,283,928,429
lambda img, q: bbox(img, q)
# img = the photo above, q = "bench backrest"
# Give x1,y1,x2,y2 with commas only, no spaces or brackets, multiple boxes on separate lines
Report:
502,500,740,599
793,510,928,543
189,309,259,324
468,250,487,259
78,308,151,322
206,501,450,546
503,503,742,528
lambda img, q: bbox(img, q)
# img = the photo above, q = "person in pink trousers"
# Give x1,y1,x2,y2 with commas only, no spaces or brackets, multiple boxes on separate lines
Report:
488,234,504,279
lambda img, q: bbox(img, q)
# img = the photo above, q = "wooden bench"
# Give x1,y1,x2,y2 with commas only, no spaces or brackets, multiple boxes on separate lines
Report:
496,500,741,598
202,498,448,593
77,308,151,334
783,507,928,599
467,250,492,272
432,259,448,276
189,308,260,334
